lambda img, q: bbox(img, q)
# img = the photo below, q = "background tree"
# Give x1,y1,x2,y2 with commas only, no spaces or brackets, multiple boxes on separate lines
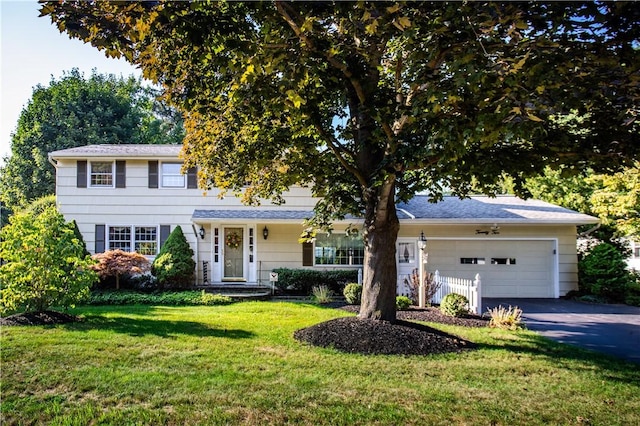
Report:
43,1,640,321
92,249,150,290
0,206,98,315
523,164,639,255
0,69,184,211
152,226,195,289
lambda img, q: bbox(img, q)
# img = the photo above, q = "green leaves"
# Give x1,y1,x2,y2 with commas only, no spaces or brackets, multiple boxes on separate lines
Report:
0,206,98,314
0,69,184,211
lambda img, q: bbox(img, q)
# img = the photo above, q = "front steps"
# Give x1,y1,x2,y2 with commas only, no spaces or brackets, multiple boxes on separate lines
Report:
196,284,274,301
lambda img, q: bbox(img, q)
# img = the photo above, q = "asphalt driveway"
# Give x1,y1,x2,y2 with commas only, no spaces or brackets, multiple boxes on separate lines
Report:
483,298,640,364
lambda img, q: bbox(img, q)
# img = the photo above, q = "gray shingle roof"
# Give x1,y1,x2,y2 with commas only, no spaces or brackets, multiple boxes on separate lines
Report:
193,196,598,225
397,196,598,224
192,210,315,221
49,144,182,159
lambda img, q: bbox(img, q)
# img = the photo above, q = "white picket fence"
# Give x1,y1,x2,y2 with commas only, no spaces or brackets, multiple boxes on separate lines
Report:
398,269,482,315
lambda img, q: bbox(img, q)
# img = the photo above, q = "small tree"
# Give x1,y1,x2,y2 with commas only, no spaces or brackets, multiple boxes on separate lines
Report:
92,250,150,290
152,226,195,289
0,206,98,315
578,242,633,302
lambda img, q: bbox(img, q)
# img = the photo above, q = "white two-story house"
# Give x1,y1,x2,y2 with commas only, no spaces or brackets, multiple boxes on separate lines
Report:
49,144,599,298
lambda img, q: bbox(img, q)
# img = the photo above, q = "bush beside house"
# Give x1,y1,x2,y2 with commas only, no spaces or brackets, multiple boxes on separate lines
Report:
0,206,98,315
578,242,635,303
272,268,358,296
92,250,150,290
152,226,195,289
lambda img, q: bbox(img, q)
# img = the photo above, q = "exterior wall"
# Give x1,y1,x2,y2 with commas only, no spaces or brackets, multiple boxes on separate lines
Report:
53,155,582,295
397,224,580,296
55,158,315,257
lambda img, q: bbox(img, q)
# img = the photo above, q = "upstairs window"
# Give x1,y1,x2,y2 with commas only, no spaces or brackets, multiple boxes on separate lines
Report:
90,162,114,187
314,233,364,266
161,163,185,188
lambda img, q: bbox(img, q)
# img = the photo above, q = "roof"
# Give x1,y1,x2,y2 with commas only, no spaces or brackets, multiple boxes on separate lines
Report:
49,144,183,160
193,196,598,225
193,209,314,221
397,196,599,224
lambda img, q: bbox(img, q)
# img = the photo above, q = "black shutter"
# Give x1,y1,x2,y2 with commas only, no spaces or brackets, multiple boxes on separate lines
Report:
187,167,198,189
302,242,314,266
95,224,106,253
148,161,158,188
77,160,87,188
115,160,126,188
160,225,171,248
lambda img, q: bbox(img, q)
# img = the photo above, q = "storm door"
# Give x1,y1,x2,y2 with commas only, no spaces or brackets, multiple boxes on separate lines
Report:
223,227,245,281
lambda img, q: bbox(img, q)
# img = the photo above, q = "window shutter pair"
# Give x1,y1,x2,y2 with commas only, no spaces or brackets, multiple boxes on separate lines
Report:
77,160,125,188
95,224,171,254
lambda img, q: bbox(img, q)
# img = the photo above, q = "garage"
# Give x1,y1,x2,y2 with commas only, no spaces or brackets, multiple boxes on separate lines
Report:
424,239,556,298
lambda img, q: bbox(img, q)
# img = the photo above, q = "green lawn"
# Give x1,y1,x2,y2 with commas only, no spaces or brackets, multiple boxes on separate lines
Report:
2,302,639,425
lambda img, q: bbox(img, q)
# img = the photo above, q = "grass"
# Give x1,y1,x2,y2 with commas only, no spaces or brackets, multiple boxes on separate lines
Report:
2,302,639,425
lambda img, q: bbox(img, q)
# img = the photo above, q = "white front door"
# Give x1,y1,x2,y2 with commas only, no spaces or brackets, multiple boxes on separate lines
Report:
223,227,246,281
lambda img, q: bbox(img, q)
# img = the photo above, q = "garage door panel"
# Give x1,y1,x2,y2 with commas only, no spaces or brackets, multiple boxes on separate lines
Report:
425,239,554,298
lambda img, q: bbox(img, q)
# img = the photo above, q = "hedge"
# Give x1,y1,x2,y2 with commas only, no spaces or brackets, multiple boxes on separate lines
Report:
272,268,359,295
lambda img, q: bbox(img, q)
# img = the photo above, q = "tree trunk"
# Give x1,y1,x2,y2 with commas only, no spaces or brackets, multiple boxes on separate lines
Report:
358,178,400,322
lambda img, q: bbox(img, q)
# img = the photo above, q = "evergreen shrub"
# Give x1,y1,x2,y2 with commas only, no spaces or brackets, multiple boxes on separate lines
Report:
152,225,195,289
578,242,632,302
440,293,469,317
343,283,363,304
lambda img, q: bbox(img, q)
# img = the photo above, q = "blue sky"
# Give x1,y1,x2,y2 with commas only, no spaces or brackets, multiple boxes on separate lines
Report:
1,0,143,163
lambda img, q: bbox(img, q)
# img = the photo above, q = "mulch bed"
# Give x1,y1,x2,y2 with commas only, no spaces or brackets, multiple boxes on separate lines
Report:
294,303,488,356
0,310,80,327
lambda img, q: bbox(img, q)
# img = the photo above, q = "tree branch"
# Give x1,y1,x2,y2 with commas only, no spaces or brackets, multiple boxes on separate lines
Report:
274,1,367,104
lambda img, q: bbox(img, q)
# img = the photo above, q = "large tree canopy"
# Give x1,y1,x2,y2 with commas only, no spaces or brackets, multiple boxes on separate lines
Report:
43,1,640,321
0,69,184,210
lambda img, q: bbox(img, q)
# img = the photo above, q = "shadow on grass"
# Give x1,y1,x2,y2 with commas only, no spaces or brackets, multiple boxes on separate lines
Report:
63,313,255,339
476,332,640,385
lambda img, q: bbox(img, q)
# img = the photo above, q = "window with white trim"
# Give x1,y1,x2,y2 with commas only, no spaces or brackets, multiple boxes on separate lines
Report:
109,226,131,251
108,225,158,255
90,161,114,187
161,162,185,188
135,227,158,255
314,234,364,266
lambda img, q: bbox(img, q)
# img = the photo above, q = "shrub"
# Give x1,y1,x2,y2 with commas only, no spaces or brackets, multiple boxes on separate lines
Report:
152,226,195,289
403,269,441,306
92,250,150,290
87,290,233,306
487,305,524,330
128,272,159,292
396,295,412,310
440,293,469,317
311,285,333,304
579,242,633,301
272,268,358,295
624,275,640,306
343,283,362,304
0,206,98,315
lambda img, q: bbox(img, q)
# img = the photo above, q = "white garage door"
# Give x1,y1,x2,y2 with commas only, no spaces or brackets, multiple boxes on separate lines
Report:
425,240,555,298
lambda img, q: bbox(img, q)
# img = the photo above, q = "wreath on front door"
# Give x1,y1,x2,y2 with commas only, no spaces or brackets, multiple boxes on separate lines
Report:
225,232,241,249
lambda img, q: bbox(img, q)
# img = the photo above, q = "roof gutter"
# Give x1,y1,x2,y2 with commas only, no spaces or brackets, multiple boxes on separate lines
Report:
397,208,415,219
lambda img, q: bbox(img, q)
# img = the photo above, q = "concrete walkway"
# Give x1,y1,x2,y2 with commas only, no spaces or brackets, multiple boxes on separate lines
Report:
484,298,640,364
